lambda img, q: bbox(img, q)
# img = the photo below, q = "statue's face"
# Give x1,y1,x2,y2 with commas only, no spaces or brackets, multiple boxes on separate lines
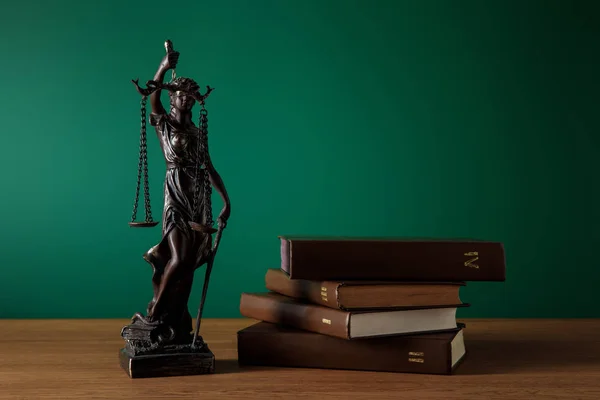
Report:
172,91,195,111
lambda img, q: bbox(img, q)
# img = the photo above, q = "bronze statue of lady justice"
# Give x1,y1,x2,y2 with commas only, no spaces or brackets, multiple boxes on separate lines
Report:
119,40,230,378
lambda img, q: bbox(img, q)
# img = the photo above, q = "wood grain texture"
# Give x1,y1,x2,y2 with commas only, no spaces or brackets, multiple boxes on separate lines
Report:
0,319,599,399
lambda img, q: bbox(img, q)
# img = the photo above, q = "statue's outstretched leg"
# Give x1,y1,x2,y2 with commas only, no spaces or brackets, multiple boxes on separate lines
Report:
143,241,170,315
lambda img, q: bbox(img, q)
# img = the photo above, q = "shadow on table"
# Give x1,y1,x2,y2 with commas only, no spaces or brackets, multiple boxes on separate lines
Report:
214,359,274,374
455,338,600,375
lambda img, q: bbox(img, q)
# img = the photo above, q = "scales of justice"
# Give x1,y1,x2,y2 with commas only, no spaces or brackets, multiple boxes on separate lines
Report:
119,40,231,378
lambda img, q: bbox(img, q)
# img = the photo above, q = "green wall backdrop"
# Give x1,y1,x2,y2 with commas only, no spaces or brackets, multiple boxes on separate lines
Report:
1,0,598,318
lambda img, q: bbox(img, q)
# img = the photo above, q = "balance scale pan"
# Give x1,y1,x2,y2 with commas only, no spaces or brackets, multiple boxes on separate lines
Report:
129,221,160,228
188,222,218,234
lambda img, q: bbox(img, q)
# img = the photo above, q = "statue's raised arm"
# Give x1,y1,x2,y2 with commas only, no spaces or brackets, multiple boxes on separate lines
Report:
151,41,179,115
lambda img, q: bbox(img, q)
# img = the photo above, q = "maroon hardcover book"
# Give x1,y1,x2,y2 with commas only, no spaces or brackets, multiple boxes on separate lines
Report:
239,292,464,340
280,235,505,281
265,268,466,310
237,322,467,375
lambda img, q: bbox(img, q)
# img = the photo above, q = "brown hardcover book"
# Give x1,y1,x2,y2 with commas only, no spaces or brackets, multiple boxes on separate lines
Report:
265,268,466,310
279,235,505,281
237,322,467,375
239,292,461,339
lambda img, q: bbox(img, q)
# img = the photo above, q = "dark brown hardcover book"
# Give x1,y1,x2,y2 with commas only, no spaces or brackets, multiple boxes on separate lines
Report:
279,235,505,281
265,268,466,310
237,322,466,375
239,292,462,340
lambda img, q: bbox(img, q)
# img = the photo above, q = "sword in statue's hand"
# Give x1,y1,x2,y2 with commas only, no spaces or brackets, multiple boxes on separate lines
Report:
191,218,225,348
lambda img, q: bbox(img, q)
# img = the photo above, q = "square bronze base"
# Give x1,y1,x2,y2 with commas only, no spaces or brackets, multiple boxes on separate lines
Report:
119,347,215,378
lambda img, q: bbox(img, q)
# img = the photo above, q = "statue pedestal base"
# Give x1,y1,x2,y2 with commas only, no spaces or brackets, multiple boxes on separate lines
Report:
119,345,215,379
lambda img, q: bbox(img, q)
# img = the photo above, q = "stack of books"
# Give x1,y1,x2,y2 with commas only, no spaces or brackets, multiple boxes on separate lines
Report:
237,236,505,375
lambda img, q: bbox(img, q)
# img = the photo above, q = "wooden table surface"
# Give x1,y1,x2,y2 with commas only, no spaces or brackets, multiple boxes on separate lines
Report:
0,318,599,399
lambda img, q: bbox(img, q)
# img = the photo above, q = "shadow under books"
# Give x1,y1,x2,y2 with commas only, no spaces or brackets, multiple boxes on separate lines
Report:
455,338,600,375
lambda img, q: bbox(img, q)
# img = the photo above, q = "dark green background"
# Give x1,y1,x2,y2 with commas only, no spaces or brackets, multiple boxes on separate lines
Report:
1,0,598,318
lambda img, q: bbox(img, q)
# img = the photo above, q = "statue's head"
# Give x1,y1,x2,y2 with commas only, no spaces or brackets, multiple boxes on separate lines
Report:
168,77,200,112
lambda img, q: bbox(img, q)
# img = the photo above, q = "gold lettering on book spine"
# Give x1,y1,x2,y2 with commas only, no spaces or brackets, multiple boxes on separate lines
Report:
464,251,479,269
322,318,331,325
408,351,425,362
321,287,328,302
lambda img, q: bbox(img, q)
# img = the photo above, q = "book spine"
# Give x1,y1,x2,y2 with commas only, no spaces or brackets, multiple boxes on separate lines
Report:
237,324,455,374
265,269,341,309
239,293,351,339
281,239,505,281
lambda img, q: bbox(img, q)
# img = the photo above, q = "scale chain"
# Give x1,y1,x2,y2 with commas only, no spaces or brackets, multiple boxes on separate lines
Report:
201,107,213,227
192,110,201,222
140,96,153,222
192,105,212,225
130,96,147,223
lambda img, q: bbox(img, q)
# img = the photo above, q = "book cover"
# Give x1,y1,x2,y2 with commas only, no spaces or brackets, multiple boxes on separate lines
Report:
280,236,505,281
265,268,466,310
237,322,467,375
239,292,464,339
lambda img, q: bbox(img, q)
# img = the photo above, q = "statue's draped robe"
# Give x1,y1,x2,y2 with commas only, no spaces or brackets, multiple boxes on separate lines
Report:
150,112,212,271
120,112,213,349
